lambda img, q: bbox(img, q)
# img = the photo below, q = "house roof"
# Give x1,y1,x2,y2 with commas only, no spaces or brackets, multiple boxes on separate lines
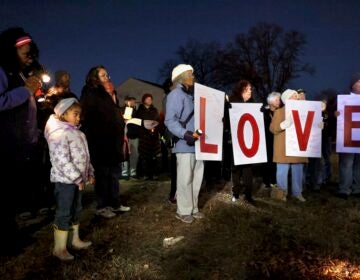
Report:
117,77,165,110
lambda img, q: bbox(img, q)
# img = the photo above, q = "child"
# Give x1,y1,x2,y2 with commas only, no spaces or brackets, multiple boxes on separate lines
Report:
45,97,95,261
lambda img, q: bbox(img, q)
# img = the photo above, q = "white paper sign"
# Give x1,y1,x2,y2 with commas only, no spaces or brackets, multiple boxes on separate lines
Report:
194,83,224,161
229,103,267,165
285,100,322,157
336,95,360,153
123,107,133,120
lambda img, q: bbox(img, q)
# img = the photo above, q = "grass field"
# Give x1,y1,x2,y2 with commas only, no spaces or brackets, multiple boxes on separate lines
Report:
2,154,360,279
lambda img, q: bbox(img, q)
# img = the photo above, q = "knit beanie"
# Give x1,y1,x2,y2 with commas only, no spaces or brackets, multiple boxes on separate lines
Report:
281,89,298,104
171,64,194,82
54,97,78,117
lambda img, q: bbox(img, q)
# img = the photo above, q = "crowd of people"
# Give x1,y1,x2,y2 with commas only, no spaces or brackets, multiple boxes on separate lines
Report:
0,26,359,260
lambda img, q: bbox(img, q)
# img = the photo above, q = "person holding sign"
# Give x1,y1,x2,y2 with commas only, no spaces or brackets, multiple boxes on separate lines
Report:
165,64,204,224
270,89,308,202
228,80,256,204
336,73,360,199
136,93,161,180
120,96,139,179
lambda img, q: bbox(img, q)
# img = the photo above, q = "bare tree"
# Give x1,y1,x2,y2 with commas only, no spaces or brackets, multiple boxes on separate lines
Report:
159,23,314,101
158,39,222,88
216,23,314,100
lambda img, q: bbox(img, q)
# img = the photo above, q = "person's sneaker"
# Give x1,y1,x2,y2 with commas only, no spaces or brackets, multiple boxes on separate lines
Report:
110,205,131,212
175,214,194,224
192,212,205,219
231,195,239,202
96,208,116,218
168,197,177,204
294,194,306,202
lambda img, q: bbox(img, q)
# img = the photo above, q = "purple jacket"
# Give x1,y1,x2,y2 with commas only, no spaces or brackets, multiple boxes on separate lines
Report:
0,67,38,160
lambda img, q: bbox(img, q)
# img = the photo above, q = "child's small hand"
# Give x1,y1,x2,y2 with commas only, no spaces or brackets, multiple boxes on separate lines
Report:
88,175,95,185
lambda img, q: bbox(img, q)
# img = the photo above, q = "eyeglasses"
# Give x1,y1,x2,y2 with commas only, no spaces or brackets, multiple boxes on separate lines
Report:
99,74,110,79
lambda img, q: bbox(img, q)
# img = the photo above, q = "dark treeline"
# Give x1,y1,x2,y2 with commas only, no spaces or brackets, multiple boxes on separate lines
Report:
158,22,315,102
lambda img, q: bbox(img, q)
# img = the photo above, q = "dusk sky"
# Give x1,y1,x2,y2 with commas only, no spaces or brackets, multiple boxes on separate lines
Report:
1,0,359,98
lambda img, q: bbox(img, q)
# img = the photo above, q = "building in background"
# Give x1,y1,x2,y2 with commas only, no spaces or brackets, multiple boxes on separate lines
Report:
117,78,165,110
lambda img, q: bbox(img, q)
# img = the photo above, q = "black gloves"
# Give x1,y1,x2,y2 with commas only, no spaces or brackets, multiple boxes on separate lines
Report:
184,131,197,146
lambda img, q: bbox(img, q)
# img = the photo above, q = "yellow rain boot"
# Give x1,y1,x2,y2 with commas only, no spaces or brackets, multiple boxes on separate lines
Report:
53,228,74,261
71,224,92,250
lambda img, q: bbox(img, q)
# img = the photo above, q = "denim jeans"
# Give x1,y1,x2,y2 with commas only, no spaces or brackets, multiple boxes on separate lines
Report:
121,138,139,177
54,182,82,230
338,153,360,195
277,163,304,197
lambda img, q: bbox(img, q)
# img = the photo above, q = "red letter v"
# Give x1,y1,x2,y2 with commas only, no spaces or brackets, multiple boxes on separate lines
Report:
292,110,315,151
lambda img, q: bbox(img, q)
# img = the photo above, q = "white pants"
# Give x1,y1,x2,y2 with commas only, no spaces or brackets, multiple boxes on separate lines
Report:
176,153,204,216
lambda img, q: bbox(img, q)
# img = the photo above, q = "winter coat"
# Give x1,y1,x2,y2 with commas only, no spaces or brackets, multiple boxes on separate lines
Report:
37,90,78,132
136,103,161,158
269,106,308,164
164,84,195,153
80,84,125,166
44,114,94,184
0,66,38,161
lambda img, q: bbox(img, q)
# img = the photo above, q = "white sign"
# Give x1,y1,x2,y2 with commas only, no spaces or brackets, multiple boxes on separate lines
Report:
229,103,267,165
285,100,323,157
194,83,225,160
336,95,360,153
123,107,133,120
